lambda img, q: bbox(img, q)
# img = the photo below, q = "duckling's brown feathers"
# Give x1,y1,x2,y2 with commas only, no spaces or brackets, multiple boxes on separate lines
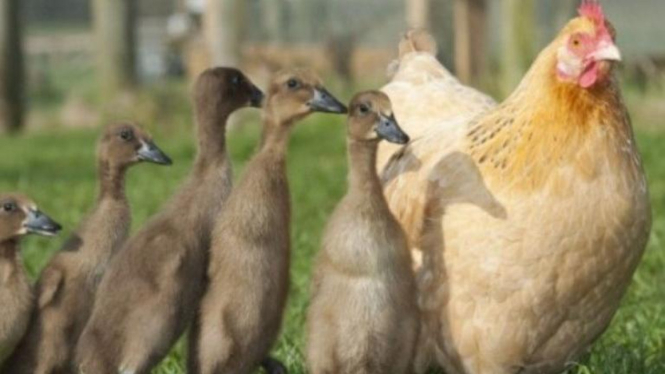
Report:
3,123,168,374
0,238,33,363
189,69,345,374
75,68,262,374
0,194,60,364
307,92,418,374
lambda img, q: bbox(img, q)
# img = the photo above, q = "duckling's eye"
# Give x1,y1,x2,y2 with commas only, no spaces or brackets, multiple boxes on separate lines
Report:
2,202,16,212
119,130,133,141
359,104,370,114
286,79,299,89
231,75,241,86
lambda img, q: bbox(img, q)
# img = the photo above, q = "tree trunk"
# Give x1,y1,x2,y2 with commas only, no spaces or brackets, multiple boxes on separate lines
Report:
428,0,454,69
453,0,487,85
0,0,24,134
501,0,535,95
204,0,246,67
289,0,315,43
92,0,136,99
406,0,430,29
262,0,286,44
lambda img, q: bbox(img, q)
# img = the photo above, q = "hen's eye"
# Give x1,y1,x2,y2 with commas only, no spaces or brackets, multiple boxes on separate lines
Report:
3,202,16,212
119,130,133,141
359,104,370,114
286,79,299,89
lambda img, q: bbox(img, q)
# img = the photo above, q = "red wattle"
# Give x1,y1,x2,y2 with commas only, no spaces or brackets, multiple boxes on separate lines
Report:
579,62,598,88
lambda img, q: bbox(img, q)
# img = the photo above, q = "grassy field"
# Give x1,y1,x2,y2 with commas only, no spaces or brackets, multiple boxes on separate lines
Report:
1,104,664,374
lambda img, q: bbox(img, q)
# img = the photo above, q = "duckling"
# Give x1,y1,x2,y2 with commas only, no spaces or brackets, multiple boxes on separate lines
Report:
188,69,347,374
2,123,171,374
0,194,61,363
306,91,419,374
75,68,264,374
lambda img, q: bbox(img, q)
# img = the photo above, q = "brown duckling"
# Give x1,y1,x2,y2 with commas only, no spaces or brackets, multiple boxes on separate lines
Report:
74,68,263,374
306,91,419,374
2,123,171,374
0,194,61,363
188,69,347,374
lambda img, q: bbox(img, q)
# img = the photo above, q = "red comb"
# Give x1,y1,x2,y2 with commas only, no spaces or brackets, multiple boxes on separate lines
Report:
578,0,605,25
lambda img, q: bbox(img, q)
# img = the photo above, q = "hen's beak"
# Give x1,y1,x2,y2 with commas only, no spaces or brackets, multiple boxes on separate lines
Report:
308,88,347,114
376,114,410,145
137,140,173,165
249,84,264,108
24,209,62,237
592,41,622,62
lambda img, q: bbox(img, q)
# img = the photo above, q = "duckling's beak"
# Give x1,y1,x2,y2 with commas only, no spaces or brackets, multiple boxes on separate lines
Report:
308,88,347,114
249,84,264,108
137,140,173,165
376,114,410,145
24,209,62,237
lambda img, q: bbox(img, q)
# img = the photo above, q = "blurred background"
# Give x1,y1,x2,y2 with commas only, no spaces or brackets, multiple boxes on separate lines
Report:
0,0,663,133
1,2,664,373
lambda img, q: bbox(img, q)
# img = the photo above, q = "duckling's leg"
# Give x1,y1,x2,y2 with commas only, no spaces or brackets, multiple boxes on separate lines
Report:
75,334,116,374
186,319,202,374
261,357,287,374
196,316,234,374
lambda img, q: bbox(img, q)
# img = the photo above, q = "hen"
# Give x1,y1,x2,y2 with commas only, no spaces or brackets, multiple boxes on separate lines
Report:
380,2,652,374
377,29,495,171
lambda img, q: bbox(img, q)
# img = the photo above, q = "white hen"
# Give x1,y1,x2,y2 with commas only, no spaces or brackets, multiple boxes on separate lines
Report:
377,30,495,171
379,9,650,374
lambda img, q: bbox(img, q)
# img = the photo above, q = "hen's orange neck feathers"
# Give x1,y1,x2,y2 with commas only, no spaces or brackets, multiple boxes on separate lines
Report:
466,17,639,193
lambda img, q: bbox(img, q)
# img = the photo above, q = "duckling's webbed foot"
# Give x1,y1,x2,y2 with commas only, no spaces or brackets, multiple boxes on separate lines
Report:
261,357,287,374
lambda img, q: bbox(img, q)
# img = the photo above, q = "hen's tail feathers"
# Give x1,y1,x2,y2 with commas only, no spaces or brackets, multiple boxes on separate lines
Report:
399,29,438,58
387,29,439,78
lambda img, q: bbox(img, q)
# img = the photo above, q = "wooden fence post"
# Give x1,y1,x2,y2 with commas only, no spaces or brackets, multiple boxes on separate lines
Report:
204,0,245,67
0,0,24,133
501,0,535,95
406,0,430,29
92,0,137,99
454,0,487,85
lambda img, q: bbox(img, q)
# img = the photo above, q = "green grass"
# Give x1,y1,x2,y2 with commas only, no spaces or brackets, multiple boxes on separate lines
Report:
0,113,348,373
1,114,664,374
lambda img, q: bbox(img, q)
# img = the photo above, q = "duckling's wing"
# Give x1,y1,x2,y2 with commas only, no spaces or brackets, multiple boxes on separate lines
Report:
37,267,64,309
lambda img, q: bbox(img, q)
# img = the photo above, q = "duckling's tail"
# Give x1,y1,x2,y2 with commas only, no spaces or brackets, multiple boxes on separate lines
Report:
399,29,438,58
